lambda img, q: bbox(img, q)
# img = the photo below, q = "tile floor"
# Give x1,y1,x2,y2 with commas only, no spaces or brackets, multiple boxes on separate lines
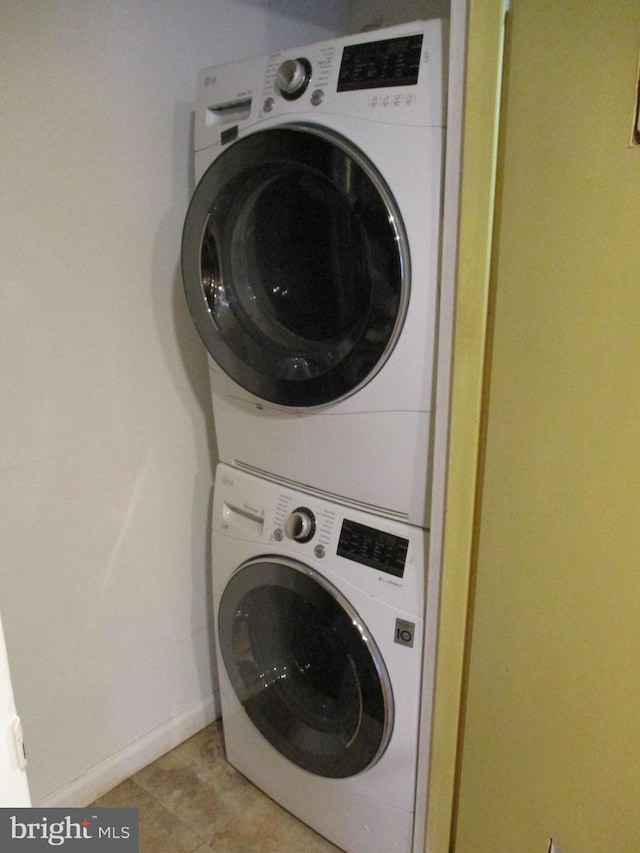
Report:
91,719,343,852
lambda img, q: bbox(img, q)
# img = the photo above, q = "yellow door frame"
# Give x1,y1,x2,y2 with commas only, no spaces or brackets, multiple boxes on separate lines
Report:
421,2,507,850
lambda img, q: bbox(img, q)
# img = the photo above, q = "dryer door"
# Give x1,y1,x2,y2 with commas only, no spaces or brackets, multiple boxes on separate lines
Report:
217,557,394,778
181,125,409,408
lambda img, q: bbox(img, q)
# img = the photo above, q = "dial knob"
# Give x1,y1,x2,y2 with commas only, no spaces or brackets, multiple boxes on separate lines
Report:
284,507,316,543
275,58,311,99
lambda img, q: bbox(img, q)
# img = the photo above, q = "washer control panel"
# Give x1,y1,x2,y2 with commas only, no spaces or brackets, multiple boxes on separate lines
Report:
337,519,409,578
213,464,426,614
274,490,409,577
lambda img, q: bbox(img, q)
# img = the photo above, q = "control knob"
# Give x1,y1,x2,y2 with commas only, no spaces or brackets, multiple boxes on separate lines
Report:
275,58,311,99
284,507,316,543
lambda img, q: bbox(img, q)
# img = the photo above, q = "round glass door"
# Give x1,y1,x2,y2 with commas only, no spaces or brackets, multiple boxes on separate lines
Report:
181,124,410,408
217,557,394,778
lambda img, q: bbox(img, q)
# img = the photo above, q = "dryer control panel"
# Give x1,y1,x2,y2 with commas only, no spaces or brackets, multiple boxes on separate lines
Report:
337,33,423,92
261,23,438,122
193,18,447,155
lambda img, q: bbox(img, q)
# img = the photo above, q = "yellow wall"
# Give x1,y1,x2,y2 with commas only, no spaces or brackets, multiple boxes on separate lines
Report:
455,1,640,851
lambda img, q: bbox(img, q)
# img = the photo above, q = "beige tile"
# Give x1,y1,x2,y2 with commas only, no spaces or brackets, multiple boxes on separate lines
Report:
91,778,202,853
91,778,140,810
149,720,242,795
133,726,259,842
206,787,343,852
94,720,342,852
134,761,243,842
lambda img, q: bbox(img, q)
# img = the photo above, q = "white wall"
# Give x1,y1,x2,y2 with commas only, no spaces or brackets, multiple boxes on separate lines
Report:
0,0,446,808
0,0,346,806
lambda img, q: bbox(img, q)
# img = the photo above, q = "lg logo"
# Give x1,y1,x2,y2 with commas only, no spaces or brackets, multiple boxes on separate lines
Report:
394,619,415,648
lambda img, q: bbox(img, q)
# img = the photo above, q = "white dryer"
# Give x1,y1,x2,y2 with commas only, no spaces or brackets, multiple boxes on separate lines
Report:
212,464,428,853
182,20,447,527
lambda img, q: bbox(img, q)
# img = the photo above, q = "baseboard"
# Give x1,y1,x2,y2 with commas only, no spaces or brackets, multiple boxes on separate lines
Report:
37,691,221,808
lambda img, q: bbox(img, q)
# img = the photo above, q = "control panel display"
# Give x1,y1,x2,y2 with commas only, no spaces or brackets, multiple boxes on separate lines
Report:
337,519,409,578
337,34,423,92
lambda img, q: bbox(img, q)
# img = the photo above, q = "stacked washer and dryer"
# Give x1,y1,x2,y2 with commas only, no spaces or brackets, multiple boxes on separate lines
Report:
181,19,447,853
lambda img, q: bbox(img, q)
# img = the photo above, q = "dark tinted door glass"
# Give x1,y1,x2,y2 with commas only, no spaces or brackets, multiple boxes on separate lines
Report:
218,558,393,777
181,126,409,407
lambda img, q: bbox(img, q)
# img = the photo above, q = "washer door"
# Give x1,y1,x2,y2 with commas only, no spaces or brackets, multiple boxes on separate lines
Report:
217,557,394,778
181,124,409,408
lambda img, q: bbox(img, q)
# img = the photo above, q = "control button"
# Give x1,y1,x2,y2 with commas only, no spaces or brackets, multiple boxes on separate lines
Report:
263,96,275,113
273,528,284,542
275,57,312,100
310,89,324,106
284,507,316,543
314,544,326,559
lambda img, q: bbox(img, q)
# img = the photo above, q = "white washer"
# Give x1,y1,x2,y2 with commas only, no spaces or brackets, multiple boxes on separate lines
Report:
212,463,427,853
182,20,447,527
